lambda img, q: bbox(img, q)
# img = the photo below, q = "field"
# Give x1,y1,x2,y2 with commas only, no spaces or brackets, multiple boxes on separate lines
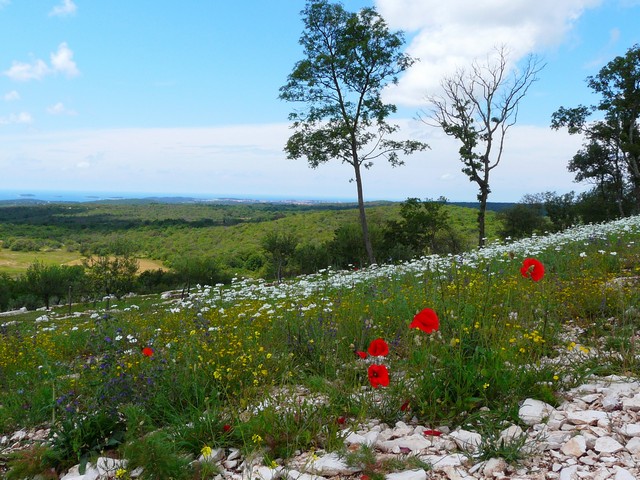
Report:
0,201,501,277
1,213,639,479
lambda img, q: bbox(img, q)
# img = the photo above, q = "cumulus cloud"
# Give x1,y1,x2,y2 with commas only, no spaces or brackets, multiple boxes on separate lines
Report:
374,0,603,106
3,42,79,81
47,102,77,115
3,90,20,101
49,0,76,17
0,112,33,125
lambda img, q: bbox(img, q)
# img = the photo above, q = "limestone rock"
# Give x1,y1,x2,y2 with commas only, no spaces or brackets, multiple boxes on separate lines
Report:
519,398,555,425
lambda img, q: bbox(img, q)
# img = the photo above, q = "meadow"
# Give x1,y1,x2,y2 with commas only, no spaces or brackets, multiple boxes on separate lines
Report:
1,214,639,479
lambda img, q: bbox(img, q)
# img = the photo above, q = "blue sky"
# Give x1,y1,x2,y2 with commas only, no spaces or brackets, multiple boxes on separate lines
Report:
1,0,639,202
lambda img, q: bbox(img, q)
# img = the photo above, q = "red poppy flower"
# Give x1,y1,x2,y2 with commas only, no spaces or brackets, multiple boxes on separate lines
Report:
520,257,545,282
423,429,442,437
400,400,410,412
355,351,367,359
367,364,389,388
367,338,389,357
337,416,346,425
142,347,154,357
223,424,232,433
410,308,439,333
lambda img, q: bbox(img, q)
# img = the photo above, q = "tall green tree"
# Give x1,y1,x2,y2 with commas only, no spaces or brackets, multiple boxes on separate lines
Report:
279,0,427,265
424,46,544,247
261,231,299,282
551,44,640,213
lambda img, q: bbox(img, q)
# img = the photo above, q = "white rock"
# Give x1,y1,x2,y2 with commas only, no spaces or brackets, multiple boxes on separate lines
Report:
499,425,524,444
613,466,636,480
543,430,573,450
558,465,578,480
377,434,431,453
227,448,242,461
285,470,324,480
198,447,225,463
519,398,555,425
97,457,127,476
602,395,621,411
385,469,427,480
594,436,624,453
566,410,608,425
625,436,640,455
419,454,467,471
308,452,360,476
621,394,640,411
450,429,481,452
561,435,586,457
60,463,100,480
619,423,640,437
392,421,415,437
9,430,27,442
482,457,507,477
249,465,283,480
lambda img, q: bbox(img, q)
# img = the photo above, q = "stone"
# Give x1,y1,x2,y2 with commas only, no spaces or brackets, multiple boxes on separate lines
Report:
377,434,431,453
285,470,324,480
602,395,622,411
482,457,507,477
621,394,640,411
561,435,586,457
625,436,640,455
613,466,636,480
249,465,283,480
419,454,466,471
450,429,481,452
308,452,360,476
558,465,578,480
566,410,608,425
519,398,555,425
385,469,427,480
594,436,624,454
619,423,640,437
499,424,524,444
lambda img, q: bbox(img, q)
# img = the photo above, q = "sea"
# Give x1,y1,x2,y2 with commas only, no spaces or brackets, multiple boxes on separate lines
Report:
0,189,356,204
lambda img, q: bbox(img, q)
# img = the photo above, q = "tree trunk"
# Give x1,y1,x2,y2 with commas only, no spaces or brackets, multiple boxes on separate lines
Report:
477,184,489,248
353,162,376,264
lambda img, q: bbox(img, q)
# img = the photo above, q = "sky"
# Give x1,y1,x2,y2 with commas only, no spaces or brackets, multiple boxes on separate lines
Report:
0,0,639,202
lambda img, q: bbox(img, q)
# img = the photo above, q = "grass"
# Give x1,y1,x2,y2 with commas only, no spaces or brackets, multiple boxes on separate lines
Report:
1,215,639,478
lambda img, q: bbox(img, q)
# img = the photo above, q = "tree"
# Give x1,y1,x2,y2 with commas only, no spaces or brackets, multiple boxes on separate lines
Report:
84,253,139,306
384,197,460,257
279,0,427,264
551,44,640,213
260,231,299,282
424,46,544,247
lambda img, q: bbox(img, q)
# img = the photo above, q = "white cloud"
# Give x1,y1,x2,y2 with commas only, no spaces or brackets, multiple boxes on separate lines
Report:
3,90,19,101
50,42,79,77
47,101,77,115
49,0,76,17
3,42,79,81
0,112,33,125
374,0,603,106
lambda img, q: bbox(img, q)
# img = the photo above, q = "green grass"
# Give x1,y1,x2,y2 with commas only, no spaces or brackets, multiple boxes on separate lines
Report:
3,215,635,478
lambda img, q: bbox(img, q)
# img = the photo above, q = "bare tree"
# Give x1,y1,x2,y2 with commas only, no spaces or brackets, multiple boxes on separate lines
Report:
422,46,544,247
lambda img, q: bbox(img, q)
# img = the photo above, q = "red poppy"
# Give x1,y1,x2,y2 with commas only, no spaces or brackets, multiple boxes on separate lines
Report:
367,364,389,388
410,308,439,333
520,258,545,282
400,400,410,412
337,416,346,425
355,351,367,359
367,338,389,357
223,424,232,433
423,429,442,437
142,347,154,357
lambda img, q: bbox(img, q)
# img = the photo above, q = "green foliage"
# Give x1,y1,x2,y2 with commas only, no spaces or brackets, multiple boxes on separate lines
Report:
384,197,462,258
83,251,139,300
122,430,193,480
498,203,547,239
260,230,299,281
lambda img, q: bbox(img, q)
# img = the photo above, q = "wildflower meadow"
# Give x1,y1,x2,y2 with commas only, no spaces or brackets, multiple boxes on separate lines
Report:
1,216,640,478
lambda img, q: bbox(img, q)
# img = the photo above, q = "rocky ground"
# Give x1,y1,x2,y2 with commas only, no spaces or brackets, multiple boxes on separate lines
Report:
2,374,640,480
